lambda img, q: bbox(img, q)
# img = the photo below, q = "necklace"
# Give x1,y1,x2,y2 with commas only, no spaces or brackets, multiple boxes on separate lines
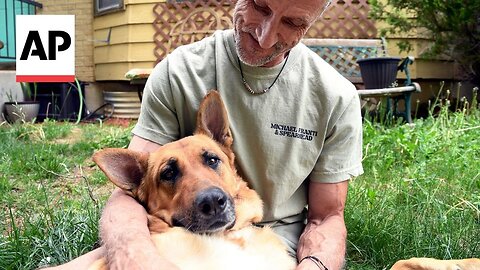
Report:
237,55,289,95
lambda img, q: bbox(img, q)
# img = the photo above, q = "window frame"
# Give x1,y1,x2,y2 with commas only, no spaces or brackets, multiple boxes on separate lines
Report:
94,0,125,16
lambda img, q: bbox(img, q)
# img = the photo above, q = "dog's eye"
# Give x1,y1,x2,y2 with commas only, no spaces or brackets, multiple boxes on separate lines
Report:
203,152,221,169
160,164,179,183
207,157,220,168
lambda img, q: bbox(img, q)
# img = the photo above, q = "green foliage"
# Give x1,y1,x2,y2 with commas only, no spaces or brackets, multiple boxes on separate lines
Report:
346,93,480,268
96,127,133,149
0,120,133,268
369,0,480,85
20,82,38,101
1,201,101,270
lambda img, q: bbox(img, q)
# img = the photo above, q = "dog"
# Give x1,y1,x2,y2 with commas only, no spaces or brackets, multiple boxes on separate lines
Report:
391,257,480,270
87,91,296,270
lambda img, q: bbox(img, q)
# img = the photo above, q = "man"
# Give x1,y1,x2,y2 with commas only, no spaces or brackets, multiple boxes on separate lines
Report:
54,0,363,269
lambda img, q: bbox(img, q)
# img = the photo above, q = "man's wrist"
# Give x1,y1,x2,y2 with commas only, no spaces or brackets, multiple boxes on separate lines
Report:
299,255,329,270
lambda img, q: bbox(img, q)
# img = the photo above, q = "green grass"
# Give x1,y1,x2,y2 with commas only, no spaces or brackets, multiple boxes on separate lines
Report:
0,119,133,269
346,95,480,269
0,91,479,269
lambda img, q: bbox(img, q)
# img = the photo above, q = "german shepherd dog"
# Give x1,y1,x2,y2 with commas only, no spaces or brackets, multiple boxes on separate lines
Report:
88,91,296,269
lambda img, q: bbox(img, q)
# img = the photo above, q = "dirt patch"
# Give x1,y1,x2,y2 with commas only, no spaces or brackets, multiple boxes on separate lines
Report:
50,160,115,203
103,118,135,128
52,127,83,144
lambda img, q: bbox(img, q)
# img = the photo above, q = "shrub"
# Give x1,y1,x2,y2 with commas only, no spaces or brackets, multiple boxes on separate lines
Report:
369,0,480,85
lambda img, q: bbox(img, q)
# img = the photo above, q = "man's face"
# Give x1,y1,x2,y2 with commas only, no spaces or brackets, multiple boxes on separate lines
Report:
233,0,326,67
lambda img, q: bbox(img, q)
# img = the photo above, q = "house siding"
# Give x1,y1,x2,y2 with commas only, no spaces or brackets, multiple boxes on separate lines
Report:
38,0,95,82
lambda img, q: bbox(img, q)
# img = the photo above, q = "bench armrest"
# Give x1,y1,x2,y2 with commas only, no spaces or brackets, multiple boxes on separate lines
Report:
397,56,415,85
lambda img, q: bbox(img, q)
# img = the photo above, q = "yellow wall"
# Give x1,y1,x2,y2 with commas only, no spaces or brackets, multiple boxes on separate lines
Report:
38,0,95,82
384,38,457,80
93,0,161,81
374,10,457,80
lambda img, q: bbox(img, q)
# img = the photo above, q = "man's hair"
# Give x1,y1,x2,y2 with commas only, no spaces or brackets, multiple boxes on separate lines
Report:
318,0,333,18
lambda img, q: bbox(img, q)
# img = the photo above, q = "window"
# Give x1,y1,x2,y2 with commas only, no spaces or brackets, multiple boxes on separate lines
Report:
94,0,124,16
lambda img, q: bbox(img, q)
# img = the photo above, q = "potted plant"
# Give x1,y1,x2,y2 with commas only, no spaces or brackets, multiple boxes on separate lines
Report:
357,38,401,89
4,82,41,123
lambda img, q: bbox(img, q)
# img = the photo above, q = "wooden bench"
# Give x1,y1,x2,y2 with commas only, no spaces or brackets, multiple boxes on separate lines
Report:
302,38,421,123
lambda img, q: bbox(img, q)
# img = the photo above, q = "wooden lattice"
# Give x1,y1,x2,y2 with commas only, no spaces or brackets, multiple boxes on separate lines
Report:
153,0,233,64
153,0,377,63
167,7,232,54
305,0,377,39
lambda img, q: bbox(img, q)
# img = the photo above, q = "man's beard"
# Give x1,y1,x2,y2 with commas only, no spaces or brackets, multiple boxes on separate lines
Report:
234,26,288,67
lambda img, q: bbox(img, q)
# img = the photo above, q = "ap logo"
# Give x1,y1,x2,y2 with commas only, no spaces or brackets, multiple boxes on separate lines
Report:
16,15,75,82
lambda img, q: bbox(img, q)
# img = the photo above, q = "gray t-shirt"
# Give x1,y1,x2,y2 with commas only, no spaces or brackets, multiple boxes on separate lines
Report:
132,29,363,248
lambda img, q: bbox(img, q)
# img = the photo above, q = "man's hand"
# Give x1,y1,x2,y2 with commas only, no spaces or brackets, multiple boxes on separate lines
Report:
296,180,349,270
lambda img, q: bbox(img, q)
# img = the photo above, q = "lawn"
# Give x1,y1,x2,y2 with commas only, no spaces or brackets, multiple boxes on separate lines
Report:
346,96,480,269
1,94,479,269
0,119,132,269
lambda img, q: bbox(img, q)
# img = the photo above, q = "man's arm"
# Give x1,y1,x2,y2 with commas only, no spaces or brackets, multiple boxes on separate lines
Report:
99,135,179,269
296,180,349,270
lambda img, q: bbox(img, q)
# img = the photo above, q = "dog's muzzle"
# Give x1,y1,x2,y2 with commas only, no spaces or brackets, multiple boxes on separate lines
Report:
173,187,235,233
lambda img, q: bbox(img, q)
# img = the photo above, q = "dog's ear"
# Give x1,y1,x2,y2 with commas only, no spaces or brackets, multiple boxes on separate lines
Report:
93,148,149,193
195,91,233,149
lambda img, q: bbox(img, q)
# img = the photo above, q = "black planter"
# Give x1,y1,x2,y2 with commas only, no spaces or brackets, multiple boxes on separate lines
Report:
357,57,401,89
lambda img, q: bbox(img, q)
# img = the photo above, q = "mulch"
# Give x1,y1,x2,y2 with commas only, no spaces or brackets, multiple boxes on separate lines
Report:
101,118,136,128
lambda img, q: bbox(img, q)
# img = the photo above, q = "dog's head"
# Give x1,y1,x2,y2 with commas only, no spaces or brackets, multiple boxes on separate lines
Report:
93,91,262,234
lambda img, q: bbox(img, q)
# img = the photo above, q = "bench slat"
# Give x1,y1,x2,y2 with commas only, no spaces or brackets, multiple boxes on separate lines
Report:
357,83,421,97
302,38,382,48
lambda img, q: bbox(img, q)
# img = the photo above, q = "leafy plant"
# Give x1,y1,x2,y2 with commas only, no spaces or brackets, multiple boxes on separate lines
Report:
20,82,38,102
4,89,18,102
62,78,85,124
369,0,480,85
72,78,84,124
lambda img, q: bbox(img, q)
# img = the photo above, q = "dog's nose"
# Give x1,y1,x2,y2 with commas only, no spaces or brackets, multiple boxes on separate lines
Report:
195,187,228,217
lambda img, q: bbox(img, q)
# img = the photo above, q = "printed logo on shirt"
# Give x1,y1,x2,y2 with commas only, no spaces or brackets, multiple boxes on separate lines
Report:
270,123,318,141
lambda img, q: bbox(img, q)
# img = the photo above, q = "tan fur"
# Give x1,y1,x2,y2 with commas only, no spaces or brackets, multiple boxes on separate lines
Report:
88,91,296,270
391,258,480,270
